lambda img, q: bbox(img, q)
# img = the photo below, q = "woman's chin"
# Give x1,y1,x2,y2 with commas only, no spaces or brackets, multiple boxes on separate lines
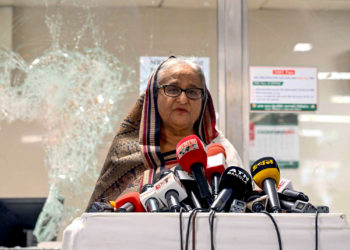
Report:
165,120,191,132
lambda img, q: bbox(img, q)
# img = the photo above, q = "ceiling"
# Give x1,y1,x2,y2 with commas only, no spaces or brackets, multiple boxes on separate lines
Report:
1,0,350,10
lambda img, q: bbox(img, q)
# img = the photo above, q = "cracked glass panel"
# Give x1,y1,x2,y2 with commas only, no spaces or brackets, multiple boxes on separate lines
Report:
0,1,134,242
0,0,218,242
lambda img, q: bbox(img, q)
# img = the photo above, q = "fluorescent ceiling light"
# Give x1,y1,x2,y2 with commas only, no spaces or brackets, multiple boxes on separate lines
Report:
21,135,42,143
299,129,323,137
331,96,350,104
293,43,312,52
299,114,350,124
318,72,350,80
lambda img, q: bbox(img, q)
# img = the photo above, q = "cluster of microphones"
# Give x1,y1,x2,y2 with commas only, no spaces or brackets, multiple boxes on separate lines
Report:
88,135,329,214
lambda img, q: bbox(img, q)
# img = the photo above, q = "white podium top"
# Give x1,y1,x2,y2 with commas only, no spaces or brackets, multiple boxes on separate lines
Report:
62,212,350,250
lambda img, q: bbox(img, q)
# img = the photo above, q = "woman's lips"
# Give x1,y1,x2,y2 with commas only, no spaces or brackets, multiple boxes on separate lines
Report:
174,108,189,114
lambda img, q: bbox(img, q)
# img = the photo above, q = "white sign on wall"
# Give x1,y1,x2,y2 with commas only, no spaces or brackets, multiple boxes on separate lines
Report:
249,66,317,111
249,124,299,168
139,56,210,94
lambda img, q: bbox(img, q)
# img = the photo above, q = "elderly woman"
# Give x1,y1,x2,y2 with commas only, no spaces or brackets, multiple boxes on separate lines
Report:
87,56,242,208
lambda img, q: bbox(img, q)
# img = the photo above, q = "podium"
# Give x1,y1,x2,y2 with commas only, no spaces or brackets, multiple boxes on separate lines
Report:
62,212,350,250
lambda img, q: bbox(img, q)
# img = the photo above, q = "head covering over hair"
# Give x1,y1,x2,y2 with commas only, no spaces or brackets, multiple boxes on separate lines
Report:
86,57,218,209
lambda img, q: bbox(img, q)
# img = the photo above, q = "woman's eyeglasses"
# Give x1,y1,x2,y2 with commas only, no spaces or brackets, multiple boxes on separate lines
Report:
158,84,204,100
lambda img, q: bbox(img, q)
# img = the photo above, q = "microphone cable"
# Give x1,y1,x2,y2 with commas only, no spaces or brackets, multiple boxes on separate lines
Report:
260,211,282,250
208,209,216,250
179,207,185,250
315,210,319,250
184,208,209,250
192,209,200,250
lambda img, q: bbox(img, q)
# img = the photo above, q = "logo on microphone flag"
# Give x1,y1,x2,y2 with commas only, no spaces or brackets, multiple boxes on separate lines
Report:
227,168,250,184
176,139,199,159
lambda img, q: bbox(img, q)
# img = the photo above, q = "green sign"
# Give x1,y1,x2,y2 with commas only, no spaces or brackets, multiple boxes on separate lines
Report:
252,81,284,86
251,103,317,111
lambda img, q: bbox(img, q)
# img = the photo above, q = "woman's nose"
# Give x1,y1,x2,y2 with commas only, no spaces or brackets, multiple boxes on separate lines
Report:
177,91,189,103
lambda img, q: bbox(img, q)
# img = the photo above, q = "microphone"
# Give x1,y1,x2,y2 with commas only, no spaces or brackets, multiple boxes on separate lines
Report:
154,169,173,183
173,165,203,209
210,166,253,212
229,199,246,213
246,193,269,213
277,178,309,202
176,135,212,206
280,199,317,213
153,171,188,212
87,202,115,213
140,184,163,212
250,157,281,213
115,192,145,212
181,203,193,212
205,143,227,200
316,206,329,213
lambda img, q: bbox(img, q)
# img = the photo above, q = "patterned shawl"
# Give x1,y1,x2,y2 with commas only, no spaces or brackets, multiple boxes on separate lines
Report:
86,57,218,209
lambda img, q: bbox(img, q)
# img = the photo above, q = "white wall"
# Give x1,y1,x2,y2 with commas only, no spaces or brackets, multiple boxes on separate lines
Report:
0,7,12,49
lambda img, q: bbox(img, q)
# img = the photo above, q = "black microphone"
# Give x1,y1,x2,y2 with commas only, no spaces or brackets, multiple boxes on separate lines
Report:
282,189,309,202
280,199,317,213
280,198,329,214
250,157,281,213
277,178,309,202
87,202,115,213
210,166,253,212
173,165,203,209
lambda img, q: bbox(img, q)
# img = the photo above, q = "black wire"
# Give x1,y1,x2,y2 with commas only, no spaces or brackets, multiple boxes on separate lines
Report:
192,210,199,250
179,207,184,250
185,209,203,250
185,208,209,250
185,210,196,250
315,211,319,250
261,211,282,250
208,210,216,250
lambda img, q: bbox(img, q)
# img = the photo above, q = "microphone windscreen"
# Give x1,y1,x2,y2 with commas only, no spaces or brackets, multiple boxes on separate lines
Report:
207,143,226,159
176,135,207,173
115,192,145,212
250,157,280,189
205,143,226,182
219,166,253,200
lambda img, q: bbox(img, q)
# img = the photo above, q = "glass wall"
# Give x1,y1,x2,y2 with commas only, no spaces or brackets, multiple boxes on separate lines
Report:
248,0,350,218
0,0,218,241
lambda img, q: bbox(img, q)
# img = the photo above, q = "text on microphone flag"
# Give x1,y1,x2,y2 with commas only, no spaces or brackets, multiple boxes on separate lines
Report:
176,138,199,159
252,159,275,172
227,168,250,184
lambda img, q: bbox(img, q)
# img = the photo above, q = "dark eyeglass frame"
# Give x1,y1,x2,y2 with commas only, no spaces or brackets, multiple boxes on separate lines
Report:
157,84,204,100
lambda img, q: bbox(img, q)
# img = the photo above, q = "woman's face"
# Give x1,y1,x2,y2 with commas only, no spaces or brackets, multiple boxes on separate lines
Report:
157,63,203,133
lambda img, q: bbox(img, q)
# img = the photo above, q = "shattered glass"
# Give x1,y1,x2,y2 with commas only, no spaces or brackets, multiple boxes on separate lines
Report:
0,0,134,242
